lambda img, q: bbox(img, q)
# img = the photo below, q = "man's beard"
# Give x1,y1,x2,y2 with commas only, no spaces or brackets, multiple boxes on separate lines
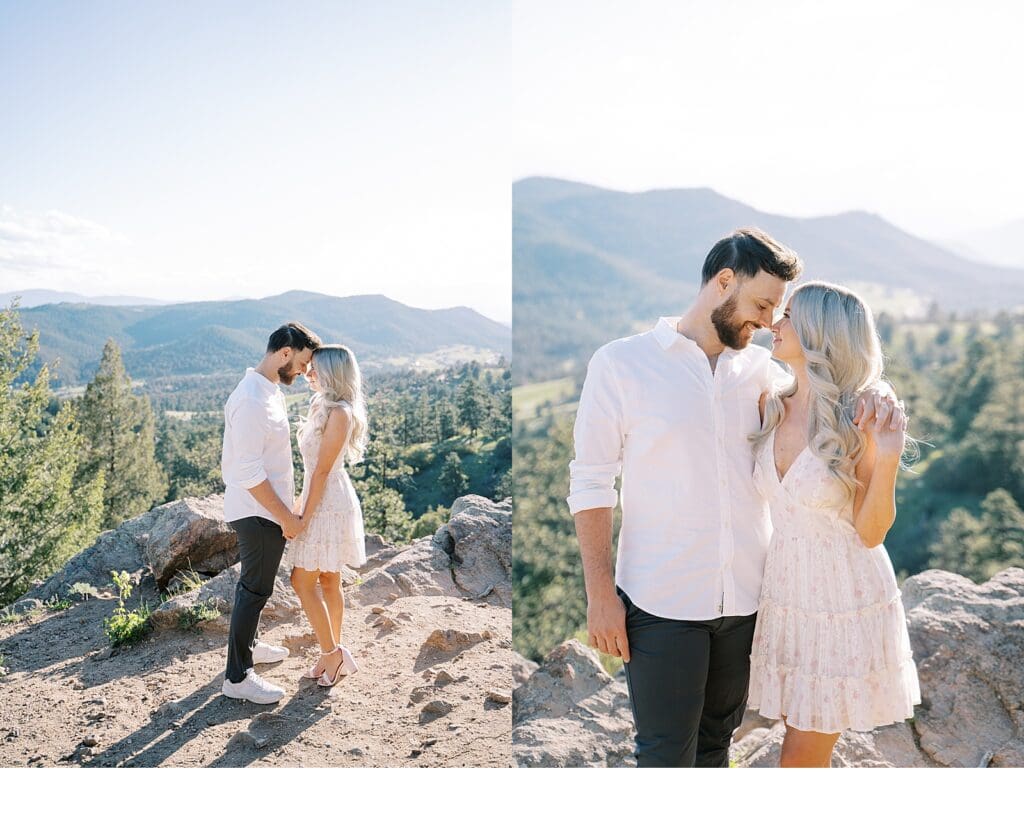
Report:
710,292,756,349
277,363,300,385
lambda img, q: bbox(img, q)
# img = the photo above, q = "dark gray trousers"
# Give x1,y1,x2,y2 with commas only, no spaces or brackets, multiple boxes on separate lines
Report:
618,586,757,768
225,516,286,684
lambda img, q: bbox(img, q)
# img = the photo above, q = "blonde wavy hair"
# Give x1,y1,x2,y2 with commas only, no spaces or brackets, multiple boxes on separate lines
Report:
297,344,368,465
750,281,886,504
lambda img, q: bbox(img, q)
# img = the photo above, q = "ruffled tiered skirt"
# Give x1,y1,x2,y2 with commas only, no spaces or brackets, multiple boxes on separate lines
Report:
288,469,366,572
747,520,920,733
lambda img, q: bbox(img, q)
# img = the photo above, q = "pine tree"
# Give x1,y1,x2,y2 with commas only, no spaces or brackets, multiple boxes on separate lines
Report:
437,400,457,442
0,302,104,605
356,483,414,543
439,451,469,501
76,339,167,529
456,379,485,437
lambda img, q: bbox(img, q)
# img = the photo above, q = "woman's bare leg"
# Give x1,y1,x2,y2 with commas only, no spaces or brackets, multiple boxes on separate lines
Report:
319,571,345,647
780,720,841,767
290,566,335,677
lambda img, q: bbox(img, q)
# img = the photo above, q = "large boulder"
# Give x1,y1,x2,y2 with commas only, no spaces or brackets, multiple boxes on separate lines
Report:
139,496,240,589
353,494,511,607
899,568,1024,767
512,639,635,767
431,495,511,604
22,526,147,603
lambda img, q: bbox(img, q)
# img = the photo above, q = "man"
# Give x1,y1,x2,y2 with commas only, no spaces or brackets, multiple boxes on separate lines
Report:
568,228,894,766
221,322,322,704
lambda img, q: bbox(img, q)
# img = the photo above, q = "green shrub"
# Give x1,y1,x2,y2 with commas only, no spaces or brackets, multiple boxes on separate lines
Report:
67,582,100,601
43,595,72,611
103,571,152,647
177,601,221,631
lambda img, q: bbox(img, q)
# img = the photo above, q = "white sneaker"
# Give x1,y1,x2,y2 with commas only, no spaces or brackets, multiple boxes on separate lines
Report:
222,668,285,704
252,641,289,664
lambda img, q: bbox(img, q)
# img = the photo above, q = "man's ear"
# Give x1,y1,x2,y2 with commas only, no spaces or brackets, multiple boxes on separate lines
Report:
716,268,734,295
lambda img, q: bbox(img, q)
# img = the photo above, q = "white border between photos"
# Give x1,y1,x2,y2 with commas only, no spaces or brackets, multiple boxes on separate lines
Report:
1,767,1021,818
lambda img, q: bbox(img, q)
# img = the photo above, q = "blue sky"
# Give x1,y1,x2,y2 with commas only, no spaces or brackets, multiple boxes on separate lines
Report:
0,1,515,320
2,2,1022,319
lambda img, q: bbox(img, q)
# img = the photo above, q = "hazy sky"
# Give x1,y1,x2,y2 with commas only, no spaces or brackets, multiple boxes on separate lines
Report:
2,2,1021,321
0,1,515,322
507,1,1023,242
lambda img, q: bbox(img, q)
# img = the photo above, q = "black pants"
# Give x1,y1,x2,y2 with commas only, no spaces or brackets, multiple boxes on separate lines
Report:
225,516,286,684
619,586,757,768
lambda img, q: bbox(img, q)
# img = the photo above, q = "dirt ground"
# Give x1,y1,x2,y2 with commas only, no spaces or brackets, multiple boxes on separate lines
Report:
0,579,512,768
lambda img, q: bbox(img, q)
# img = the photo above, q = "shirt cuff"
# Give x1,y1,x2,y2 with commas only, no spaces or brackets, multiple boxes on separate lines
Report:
237,467,269,490
566,488,619,516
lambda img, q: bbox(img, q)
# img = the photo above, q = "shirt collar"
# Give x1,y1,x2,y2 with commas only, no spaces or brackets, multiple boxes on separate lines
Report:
652,316,740,360
246,367,280,396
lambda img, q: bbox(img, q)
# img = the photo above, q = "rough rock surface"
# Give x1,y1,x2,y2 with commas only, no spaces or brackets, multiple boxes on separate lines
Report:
431,495,512,604
513,640,634,767
512,569,1024,768
353,495,511,607
0,494,512,768
139,496,240,589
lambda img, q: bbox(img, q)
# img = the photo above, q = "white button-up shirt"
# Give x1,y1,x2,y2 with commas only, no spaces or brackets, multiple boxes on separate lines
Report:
567,316,790,621
222,368,295,524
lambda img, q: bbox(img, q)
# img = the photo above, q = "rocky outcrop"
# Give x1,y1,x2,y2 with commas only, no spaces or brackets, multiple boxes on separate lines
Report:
512,568,1024,768
432,495,512,604
513,640,634,767
353,495,511,608
139,496,239,588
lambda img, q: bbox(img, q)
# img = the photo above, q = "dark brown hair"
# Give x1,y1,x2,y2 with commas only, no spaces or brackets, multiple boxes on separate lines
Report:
266,322,322,354
700,227,803,286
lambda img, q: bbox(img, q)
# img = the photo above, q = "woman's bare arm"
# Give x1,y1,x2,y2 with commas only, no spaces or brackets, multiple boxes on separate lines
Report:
852,399,905,548
300,408,351,526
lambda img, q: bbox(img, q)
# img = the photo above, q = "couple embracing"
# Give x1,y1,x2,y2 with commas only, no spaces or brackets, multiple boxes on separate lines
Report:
220,322,369,704
570,228,921,767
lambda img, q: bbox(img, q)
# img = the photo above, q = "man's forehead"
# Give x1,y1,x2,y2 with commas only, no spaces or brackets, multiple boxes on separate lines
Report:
747,271,787,305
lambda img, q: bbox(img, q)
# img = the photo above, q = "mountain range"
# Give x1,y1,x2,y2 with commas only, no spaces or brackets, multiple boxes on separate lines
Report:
0,289,172,308
13,291,511,386
513,176,1024,383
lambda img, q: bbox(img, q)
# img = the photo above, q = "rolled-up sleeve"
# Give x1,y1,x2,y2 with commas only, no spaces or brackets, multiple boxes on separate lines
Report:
228,398,269,490
567,345,625,515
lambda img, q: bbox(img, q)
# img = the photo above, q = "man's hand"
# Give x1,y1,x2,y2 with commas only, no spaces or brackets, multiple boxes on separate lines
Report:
852,382,898,431
587,588,631,663
280,512,304,540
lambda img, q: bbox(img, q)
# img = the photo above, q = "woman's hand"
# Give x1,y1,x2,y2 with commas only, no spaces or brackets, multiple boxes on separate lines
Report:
866,396,907,458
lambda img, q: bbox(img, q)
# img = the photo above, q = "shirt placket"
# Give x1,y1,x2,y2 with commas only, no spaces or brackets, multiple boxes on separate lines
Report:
713,363,736,616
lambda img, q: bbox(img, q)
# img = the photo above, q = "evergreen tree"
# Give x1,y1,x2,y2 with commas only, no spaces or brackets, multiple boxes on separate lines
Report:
439,452,469,501
437,400,457,441
76,339,167,529
0,303,104,605
357,483,414,542
456,378,485,437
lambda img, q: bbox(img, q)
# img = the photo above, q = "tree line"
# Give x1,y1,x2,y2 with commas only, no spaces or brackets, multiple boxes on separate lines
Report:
0,301,511,607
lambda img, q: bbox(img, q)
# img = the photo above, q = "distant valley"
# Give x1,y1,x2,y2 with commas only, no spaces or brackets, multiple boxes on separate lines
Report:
10,290,511,386
513,177,1024,383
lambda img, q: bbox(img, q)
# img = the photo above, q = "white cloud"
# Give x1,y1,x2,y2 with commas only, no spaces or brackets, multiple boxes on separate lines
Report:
0,205,127,292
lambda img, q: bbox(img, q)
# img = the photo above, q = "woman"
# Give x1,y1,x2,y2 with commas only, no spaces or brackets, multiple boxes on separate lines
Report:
288,343,369,687
746,281,921,767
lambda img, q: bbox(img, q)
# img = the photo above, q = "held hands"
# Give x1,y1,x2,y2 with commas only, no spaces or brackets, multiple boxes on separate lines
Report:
587,589,631,663
281,511,306,540
862,394,908,458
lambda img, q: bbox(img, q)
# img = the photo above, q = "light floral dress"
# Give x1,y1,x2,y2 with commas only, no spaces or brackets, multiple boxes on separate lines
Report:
287,400,366,572
746,426,921,733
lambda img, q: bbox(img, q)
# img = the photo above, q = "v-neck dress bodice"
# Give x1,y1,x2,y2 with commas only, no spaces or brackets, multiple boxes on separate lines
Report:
287,401,366,572
747,427,920,733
